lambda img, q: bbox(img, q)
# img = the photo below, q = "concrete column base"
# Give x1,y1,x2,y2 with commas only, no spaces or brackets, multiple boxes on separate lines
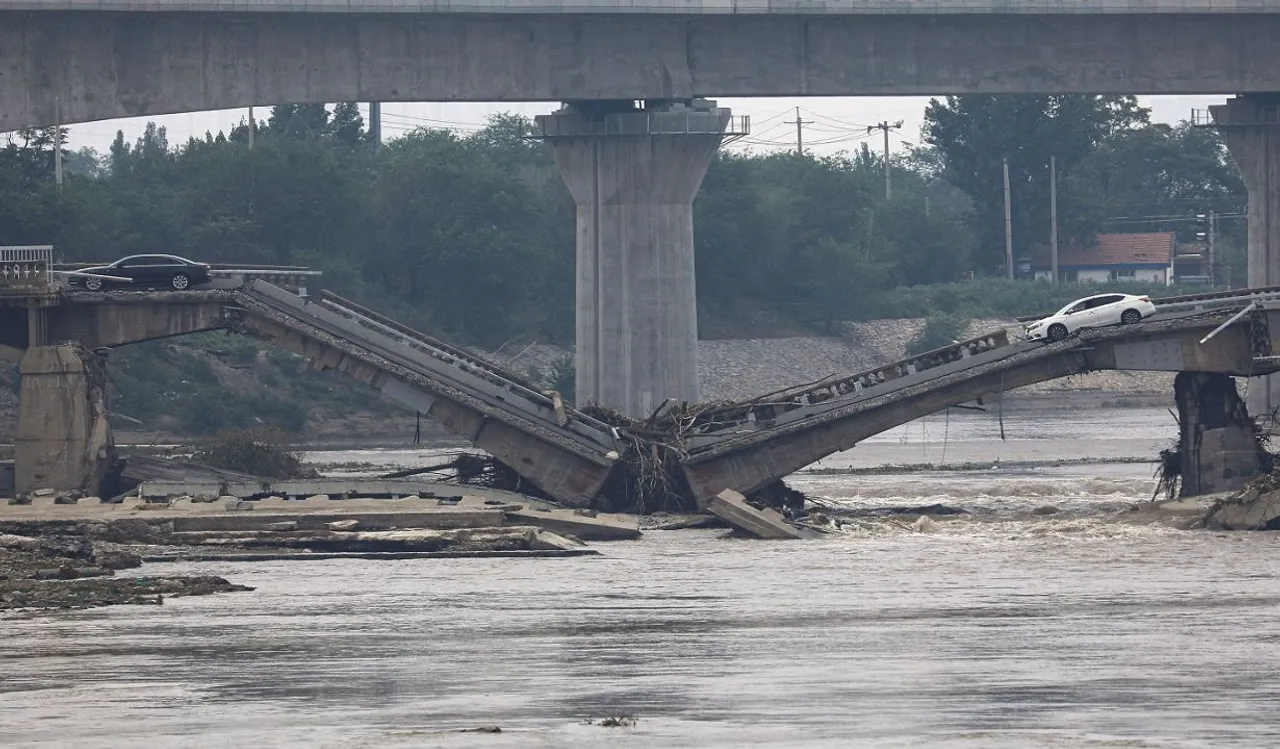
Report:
1174,372,1264,498
537,100,737,418
15,343,116,496
1211,95,1280,424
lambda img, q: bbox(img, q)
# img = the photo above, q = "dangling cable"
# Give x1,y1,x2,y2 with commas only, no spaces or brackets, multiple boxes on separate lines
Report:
942,407,950,466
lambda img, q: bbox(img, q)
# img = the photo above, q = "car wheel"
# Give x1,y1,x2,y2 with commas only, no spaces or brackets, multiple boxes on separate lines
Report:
171,273,191,290
1047,323,1069,343
84,277,103,291
1121,309,1142,325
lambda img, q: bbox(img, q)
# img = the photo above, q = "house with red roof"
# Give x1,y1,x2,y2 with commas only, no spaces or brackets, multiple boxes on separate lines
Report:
1029,232,1176,285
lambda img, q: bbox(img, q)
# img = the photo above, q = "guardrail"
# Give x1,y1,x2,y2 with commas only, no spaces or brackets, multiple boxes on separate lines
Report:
687,328,1013,437
0,245,52,294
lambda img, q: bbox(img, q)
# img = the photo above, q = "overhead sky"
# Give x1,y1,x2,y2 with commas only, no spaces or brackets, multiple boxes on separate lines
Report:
61,95,1224,158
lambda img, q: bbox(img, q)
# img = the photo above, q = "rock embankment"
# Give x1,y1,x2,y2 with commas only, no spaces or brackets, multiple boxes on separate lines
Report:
504,317,1173,404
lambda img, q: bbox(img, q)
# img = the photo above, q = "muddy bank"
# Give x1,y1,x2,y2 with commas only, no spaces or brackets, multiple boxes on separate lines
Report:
0,528,251,615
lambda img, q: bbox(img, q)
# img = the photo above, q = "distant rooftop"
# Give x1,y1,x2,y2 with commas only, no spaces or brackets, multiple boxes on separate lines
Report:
1032,232,1176,269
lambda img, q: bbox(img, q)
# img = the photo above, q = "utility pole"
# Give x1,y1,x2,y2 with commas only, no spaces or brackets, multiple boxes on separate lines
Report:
248,106,256,149
785,107,811,156
867,120,903,199
1209,209,1218,288
369,102,382,148
1003,157,1014,279
53,95,63,188
1050,155,1058,283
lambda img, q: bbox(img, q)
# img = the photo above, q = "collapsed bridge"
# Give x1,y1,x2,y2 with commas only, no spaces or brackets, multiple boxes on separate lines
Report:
4,250,1280,508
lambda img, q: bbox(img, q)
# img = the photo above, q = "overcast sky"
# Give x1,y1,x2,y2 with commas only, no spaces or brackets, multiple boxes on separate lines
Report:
62,94,1224,158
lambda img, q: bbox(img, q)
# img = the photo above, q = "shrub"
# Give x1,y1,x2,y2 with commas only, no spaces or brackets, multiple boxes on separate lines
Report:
906,314,969,356
191,428,313,479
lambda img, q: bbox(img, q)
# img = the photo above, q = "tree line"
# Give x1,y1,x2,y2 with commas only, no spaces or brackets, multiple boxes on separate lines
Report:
0,95,1248,349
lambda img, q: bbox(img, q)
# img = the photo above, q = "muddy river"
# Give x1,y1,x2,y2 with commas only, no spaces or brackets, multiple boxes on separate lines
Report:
4,407,1280,748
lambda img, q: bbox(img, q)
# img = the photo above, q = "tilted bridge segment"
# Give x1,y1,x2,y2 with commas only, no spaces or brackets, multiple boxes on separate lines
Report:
5,273,624,505
7,270,1280,506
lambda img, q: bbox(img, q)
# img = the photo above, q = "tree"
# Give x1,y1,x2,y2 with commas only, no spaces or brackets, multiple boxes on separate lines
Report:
327,103,365,144
267,104,330,140
923,95,1150,273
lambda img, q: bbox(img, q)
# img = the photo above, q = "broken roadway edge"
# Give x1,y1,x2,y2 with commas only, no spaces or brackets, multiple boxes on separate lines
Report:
3,493,642,542
143,549,600,562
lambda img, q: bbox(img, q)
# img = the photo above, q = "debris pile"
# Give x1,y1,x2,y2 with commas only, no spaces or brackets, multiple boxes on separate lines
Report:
1201,461,1280,530
0,524,251,613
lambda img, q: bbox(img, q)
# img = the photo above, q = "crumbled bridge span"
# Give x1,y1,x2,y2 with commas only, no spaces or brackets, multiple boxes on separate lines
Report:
228,281,619,507
678,305,1277,506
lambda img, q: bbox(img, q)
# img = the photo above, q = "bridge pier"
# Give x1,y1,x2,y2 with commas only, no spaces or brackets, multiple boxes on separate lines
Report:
1173,372,1265,498
15,343,116,497
1211,95,1280,424
535,100,740,418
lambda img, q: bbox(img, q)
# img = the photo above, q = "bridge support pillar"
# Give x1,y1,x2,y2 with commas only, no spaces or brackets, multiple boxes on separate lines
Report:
15,344,116,497
1211,95,1280,423
1174,372,1264,498
536,100,741,418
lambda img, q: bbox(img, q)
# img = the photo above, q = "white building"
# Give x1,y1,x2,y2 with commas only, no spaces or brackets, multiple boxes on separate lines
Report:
1031,232,1176,285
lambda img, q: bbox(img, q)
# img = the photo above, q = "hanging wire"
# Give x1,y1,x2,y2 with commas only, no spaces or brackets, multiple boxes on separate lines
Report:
941,407,950,466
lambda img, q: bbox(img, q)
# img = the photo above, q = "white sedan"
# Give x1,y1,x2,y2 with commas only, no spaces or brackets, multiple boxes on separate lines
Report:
1025,293,1157,343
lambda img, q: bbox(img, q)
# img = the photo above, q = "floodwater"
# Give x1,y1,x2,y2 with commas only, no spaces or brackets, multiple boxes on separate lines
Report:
5,407,1280,748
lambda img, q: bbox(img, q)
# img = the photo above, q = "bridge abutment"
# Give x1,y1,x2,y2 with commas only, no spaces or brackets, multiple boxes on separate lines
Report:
15,343,116,497
1174,372,1264,498
1211,95,1280,422
536,100,741,418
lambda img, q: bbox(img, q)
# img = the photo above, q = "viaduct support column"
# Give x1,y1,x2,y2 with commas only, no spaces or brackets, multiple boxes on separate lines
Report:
15,343,116,496
1174,372,1264,498
1210,96,1280,423
536,100,742,418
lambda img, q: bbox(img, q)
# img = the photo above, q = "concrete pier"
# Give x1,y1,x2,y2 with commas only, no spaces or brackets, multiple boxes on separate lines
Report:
1174,372,1264,498
1211,96,1280,422
15,344,116,496
536,100,739,417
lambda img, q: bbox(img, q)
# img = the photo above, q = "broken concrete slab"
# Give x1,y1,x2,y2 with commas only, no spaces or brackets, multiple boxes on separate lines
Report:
170,507,505,533
528,530,587,551
1202,486,1280,530
166,526,557,554
142,548,599,563
707,490,804,540
505,507,640,542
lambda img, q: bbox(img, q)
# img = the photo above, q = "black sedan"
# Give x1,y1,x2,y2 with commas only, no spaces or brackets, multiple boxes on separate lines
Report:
74,254,213,291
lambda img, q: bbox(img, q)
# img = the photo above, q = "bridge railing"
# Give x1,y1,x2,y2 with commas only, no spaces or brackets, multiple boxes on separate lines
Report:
686,328,1012,437
0,245,53,295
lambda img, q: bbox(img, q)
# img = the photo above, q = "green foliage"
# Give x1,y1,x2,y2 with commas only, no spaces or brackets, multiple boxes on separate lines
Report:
191,429,313,479
906,314,969,356
104,335,388,436
923,95,1151,271
0,100,1252,355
